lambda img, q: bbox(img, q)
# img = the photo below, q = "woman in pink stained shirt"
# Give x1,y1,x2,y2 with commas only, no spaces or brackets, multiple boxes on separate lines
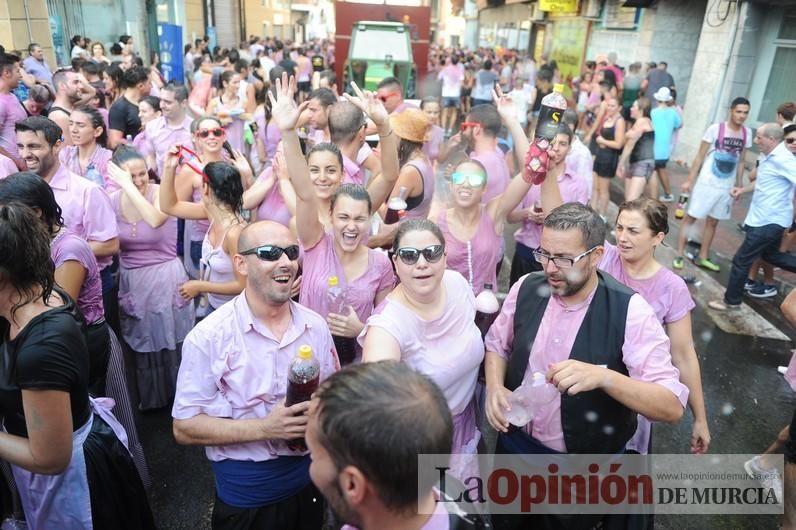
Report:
206,71,249,152
160,139,247,313
359,218,484,480
107,147,194,411
270,73,399,364
438,157,534,296
59,106,115,191
420,97,445,164
600,197,709,454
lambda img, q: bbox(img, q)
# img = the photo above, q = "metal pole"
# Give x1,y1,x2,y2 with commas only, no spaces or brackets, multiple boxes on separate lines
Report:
23,1,34,42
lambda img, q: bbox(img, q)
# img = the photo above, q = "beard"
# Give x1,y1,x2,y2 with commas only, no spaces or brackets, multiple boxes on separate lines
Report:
322,478,360,528
546,266,591,298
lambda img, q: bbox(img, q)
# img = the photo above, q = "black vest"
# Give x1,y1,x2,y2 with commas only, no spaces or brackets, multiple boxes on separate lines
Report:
506,271,637,454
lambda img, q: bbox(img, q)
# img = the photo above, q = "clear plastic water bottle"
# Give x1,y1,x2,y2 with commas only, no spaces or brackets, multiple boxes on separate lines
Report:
84,163,104,187
327,276,357,365
504,372,559,427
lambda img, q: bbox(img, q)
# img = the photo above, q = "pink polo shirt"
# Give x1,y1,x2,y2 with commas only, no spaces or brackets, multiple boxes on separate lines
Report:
471,147,511,204
0,153,17,180
145,115,194,176
484,273,689,453
513,171,591,250
48,164,119,270
172,293,340,462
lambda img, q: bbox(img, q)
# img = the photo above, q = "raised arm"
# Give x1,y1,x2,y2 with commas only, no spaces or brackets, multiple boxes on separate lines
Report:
107,162,169,228
268,73,323,247
242,168,276,211
342,82,398,210
159,146,209,220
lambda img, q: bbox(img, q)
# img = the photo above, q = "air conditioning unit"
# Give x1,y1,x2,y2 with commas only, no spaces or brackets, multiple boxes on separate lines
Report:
529,3,546,22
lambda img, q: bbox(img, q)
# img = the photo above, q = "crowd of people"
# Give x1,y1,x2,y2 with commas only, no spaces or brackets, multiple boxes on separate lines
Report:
0,33,795,530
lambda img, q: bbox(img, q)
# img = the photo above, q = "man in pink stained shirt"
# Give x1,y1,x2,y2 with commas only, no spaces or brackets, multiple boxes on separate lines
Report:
14,117,119,284
484,202,688,528
376,77,416,116
306,361,487,530
173,220,339,529
562,108,594,190
144,83,193,177
328,101,382,185
0,51,26,161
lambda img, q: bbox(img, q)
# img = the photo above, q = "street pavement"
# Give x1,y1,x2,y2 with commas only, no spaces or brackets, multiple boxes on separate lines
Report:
140,163,795,529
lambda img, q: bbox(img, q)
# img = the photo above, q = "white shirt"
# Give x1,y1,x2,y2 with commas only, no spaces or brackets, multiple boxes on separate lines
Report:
744,142,796,228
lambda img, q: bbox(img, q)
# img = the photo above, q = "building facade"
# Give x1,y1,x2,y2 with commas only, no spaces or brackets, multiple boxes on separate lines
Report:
473,0,795,162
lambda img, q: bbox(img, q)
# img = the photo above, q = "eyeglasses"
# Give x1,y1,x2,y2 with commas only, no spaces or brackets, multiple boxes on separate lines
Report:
460,121,480,130
450,171,486,187
239,244,301,261
786,138,796,145
197,128,225,139
396,244,445,265
377,91,400,102
532,246,598,269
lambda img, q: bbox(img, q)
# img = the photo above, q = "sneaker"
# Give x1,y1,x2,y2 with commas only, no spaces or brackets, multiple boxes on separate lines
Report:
659,193,675,203
695,258,720,272
744,279,761,291
744,456,783,502
672,256,685,270
748,283,778,298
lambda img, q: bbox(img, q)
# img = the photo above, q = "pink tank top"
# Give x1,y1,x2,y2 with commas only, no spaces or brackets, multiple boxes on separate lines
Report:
437,207,499,295
403,158,435,220
112,185,178,269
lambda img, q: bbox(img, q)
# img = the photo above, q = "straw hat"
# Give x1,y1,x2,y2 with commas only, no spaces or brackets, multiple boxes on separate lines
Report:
390,107,432,143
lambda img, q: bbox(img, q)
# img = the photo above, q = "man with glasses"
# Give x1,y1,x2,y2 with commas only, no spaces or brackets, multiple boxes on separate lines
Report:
708,123,796,309
173,219,339,530
484,202,687,528
375,77,415,115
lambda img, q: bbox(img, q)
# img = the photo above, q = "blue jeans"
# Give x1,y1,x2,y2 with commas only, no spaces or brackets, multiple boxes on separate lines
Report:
725,224,796,305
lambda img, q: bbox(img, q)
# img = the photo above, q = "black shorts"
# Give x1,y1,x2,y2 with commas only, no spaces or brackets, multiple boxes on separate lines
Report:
297,81,311,93
655,159,669,169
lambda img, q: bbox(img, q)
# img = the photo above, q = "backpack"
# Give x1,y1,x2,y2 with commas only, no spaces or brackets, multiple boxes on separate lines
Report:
711,121,746,179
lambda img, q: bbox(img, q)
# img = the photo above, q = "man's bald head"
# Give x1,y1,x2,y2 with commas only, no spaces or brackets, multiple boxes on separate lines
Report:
238,220,296,253
760,123,784,142
328,101,365,146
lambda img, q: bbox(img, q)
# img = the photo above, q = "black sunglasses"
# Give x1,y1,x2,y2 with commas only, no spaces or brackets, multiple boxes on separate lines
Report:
396,244,445,265
240,244,300,261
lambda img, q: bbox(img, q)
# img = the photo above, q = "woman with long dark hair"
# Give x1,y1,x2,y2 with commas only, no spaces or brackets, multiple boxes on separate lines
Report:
160,139,247,313
59,106,115,191
0,202,154,528
0,172,151,488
